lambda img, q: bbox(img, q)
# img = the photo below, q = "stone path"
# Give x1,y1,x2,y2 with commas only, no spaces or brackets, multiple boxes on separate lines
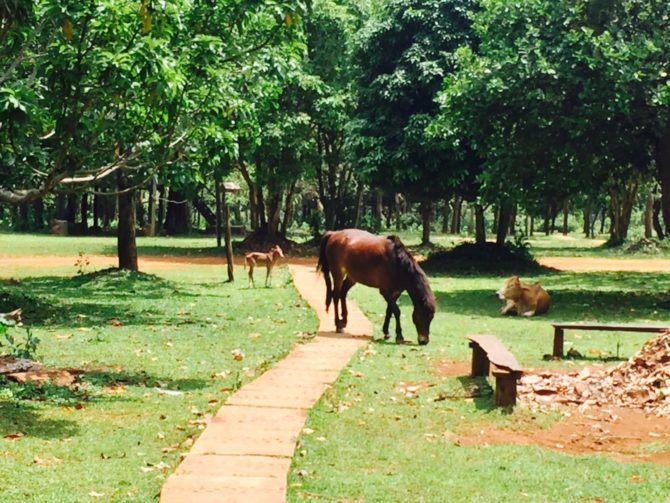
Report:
160,263,371,503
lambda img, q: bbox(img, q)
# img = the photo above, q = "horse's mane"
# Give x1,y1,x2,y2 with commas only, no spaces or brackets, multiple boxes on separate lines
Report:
387,235,436,313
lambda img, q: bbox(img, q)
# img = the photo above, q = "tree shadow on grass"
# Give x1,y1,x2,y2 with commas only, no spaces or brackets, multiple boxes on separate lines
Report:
82,368,208,392
424,288,670,322
0,273,185,328
0,401,80,439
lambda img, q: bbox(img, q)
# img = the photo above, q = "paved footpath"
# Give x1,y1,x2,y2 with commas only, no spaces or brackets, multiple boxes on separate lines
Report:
160,263,371,503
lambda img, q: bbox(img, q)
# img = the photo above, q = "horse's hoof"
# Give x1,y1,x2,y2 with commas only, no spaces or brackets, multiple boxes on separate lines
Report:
395,337,405,344
383,334,391,340
336,327,344,334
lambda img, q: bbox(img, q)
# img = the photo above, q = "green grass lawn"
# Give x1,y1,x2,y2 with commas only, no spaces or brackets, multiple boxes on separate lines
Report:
0,241,315,502
287,268,670,502
3,232,670,501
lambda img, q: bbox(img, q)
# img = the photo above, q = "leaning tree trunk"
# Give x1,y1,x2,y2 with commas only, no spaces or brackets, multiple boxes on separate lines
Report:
117,171,139,271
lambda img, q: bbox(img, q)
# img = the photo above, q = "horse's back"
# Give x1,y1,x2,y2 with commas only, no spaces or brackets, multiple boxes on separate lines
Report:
324,229,394,289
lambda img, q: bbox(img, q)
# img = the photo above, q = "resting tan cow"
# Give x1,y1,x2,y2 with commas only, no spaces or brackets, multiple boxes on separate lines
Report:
244,245,284,288
496,276,550,316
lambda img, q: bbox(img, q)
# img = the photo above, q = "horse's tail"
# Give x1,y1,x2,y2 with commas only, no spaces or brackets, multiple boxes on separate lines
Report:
317,231,334,312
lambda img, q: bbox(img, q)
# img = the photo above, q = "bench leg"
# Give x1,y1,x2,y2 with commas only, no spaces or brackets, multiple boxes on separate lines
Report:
469,343,490,377
493,371,518,407
553,327,564,358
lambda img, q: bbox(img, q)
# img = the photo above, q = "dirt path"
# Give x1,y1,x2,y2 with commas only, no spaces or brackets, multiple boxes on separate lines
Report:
159,264,370,503
3,253,670,273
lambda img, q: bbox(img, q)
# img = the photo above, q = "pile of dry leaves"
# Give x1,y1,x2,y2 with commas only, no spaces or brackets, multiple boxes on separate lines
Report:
519,332,670,416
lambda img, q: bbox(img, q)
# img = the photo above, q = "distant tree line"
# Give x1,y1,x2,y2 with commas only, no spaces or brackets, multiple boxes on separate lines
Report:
2,0,670,271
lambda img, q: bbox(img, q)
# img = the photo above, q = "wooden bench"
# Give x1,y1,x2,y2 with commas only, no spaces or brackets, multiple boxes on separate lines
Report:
468,335,523,407
551,322,670,358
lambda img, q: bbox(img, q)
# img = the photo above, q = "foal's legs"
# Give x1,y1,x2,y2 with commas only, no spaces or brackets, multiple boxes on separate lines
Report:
265,261,272,287
247,259,256,288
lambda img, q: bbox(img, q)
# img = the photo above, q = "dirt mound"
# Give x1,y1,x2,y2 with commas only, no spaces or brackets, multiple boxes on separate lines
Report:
624,237,667,255
422,242,548,274
519,332,670,417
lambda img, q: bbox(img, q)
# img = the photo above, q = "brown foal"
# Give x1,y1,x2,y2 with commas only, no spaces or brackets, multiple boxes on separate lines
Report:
244,245,284,287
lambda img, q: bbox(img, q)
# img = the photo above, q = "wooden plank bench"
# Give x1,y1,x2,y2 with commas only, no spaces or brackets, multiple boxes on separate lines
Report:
551,322,670,358
468,335,523,407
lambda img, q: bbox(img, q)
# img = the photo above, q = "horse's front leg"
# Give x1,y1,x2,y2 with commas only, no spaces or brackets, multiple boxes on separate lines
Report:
331,271,345,333
390,294,403,344
382,302,393,340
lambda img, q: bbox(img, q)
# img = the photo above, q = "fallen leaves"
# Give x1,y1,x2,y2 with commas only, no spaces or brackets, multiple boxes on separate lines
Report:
519,331,670,416
231,349,245,361
4,432,24,440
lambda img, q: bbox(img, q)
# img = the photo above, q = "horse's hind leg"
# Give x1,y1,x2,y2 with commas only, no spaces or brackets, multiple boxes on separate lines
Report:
381,291,393,340
330,269,345,333
340,277,354,329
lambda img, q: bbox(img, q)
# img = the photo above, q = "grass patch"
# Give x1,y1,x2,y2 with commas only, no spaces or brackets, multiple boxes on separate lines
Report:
288,268,670,502
0,249,315,502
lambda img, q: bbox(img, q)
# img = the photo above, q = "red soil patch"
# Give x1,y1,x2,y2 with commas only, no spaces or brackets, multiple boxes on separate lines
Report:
457,406,670,464
433,359,670,464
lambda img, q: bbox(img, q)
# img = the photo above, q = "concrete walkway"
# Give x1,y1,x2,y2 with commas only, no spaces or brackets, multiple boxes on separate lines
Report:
160,264,371,503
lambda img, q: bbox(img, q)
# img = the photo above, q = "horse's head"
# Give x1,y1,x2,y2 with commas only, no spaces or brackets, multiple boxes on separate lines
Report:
412,298,435,345
272,245,285,259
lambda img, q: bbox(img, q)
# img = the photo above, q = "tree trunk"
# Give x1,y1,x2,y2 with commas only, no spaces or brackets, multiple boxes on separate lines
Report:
653,198,665,240
55,194,67,220
656,124,670,236
266,191,283,238
136,190,145,228
215,179,222,248
164,189,191,235
420,200,432,245
474,204,486,244
192,195,217,230
32,199,44,229
495,201,513,245
281,180,297,235
608,181,638,245
222,189,234,282
562,199,569,235
117,171,138,271
374,189,383,232
80,194,89,234
66,194,77,224
146,177,156,236
17,203,29,231
353,183,364,228
157,184,166,231
582,206,591,237
645,190,654,239
451,196,462,233
93,193,100,230
441,198,450,233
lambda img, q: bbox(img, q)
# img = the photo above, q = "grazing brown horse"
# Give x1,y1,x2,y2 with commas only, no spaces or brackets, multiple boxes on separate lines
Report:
244,245,284,287
317,229,436,345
